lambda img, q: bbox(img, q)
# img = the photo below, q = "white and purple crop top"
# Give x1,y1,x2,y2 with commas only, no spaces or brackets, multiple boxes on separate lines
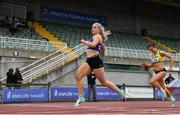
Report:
87,38,101,51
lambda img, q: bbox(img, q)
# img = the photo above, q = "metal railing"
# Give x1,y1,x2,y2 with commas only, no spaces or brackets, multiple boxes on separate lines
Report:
106,47,180,61
10,43,84,83
1,44,86,83
21,44,86,83
19,44,68,74
0,36,64,52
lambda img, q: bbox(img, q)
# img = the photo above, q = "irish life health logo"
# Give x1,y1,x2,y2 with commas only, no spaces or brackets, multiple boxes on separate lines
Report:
7,92,11,99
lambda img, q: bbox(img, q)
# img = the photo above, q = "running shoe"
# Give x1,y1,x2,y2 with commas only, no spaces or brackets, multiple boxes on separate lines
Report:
75,97,85,107
170,98,176,108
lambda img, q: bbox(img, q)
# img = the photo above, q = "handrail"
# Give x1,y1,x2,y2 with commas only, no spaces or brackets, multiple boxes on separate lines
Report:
107,47,148,52
21,43,86,83
22,43,85,78
0,36,68,82
20,43,67,73
106,47,180,61
0,36,64,52
0,43,86,82
23,46,86,82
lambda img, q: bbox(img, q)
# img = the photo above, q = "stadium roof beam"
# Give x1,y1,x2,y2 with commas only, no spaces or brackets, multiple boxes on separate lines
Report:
142,0,180,8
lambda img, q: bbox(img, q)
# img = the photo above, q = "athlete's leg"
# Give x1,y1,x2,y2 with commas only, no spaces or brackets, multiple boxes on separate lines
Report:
93,67,125,97
149,72,167,99
149,72,166,89
158,78,171,97
75,62,91,106
158,78,176,107
76,62,91,96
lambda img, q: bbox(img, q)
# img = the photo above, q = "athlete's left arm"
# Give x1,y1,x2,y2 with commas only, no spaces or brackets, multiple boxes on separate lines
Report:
99,43,107,54
160,51,174,72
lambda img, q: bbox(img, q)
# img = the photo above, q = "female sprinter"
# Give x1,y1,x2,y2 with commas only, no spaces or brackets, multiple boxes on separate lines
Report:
142,43,176,107
75,22,125,106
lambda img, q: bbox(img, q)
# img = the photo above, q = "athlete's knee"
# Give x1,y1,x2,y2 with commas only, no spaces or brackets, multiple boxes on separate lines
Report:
100,80,108,86
75,72,82,81
75,76,81,81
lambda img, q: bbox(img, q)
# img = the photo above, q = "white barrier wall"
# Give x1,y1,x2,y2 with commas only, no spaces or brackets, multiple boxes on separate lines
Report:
125,87,154,99
51,70,151,86
104,71,150,86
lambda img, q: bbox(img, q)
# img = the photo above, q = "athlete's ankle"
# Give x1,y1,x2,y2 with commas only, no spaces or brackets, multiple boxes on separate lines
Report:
160,88,164,92
170,95,175,100
118,89,125,97
78,95,85,99
160,88,166,95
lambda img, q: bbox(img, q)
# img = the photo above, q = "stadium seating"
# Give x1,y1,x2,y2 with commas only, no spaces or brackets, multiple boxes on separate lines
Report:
3,21,177,53
150,35,180,52
0,26,45,41
107,32,151,50
41,22,152,50
41,22,90,48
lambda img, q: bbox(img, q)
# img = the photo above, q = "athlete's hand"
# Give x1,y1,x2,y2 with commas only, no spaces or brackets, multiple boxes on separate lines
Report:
141,63,146,68
80,39,86,43
168,67,173,73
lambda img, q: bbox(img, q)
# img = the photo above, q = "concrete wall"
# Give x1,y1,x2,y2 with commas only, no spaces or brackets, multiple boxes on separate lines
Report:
0,48,51,79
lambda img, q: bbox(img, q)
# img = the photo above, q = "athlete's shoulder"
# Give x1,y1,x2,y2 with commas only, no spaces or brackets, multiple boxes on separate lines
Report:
93,34,102,42
93,34,102,38
159,50,167,56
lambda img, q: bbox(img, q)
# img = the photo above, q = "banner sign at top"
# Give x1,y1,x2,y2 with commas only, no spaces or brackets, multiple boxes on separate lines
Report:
40,7,107,26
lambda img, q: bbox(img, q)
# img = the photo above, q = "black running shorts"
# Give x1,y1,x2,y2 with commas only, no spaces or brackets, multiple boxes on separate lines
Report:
86,55,104,69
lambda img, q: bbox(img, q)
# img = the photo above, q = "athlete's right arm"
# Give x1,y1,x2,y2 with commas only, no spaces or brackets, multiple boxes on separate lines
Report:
141,63,154,68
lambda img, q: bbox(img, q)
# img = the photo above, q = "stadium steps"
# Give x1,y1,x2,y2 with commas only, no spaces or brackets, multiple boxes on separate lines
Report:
144,36,176,53
28,21,66,50
28,21,78,62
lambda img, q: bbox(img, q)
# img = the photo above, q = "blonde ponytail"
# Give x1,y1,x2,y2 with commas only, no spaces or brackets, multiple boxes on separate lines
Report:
93,23,111,42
